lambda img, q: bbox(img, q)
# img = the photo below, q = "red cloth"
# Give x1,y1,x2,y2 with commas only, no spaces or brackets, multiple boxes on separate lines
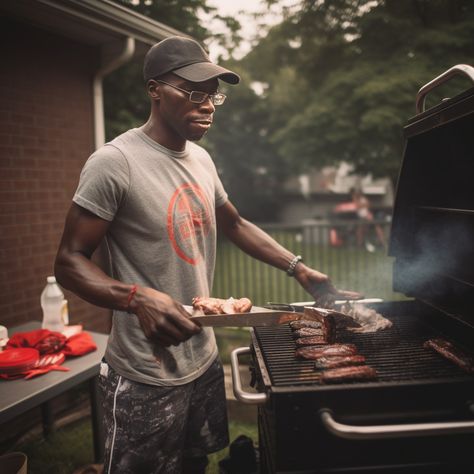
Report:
6,329,66,354
1,329,97,379
62,332,97,356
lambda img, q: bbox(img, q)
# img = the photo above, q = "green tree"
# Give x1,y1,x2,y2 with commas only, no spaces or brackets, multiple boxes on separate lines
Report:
242,0,474,183
203,64,290,221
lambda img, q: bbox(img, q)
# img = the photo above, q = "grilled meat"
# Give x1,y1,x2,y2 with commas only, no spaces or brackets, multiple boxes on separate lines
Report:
424,338,474,373
192,297,222,314
192,296,252,315
321,315,336,343
295,344,358,360
292,321,336,344
339,302,392,333
314,355,366,370
292,327,324,338
295,336,328,346
305,305,362,329
320,365,377,383
303,307,336,343
232,297,253,313
289,320,322,330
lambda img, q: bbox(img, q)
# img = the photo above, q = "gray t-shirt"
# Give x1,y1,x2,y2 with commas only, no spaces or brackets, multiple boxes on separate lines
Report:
73,127,228,386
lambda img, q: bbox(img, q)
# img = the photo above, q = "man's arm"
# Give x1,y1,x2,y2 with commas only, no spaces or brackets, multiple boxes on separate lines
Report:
55,203,201,346
216,201,360,303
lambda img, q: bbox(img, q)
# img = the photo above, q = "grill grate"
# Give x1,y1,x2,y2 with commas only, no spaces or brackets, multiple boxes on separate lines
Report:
253,313,472,387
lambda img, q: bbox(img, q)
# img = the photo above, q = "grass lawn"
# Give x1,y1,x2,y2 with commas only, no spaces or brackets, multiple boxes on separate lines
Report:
12,416,257,474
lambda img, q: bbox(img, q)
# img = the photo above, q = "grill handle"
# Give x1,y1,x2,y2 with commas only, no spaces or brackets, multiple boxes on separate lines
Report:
416,64,474,114
230,347,267,405
320,408,474,440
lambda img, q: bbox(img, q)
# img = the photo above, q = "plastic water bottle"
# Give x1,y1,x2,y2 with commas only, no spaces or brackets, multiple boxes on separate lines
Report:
41,276,65,333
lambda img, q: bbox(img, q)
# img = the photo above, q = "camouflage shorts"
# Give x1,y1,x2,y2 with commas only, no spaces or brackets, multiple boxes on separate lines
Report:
99,358,229,474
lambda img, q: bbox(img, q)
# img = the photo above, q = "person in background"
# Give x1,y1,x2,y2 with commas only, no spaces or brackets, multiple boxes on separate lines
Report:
55,36,360,474
351,187,386,251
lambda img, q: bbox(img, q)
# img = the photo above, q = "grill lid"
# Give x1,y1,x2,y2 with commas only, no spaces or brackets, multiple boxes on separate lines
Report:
389,65,474,323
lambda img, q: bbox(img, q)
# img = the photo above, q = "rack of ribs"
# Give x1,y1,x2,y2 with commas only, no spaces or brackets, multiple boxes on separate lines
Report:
295,344,358,360
424,338,474,373
314,355,367,370
320,365,377,383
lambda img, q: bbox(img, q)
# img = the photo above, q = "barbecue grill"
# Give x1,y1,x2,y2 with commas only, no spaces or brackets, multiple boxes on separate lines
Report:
230,65,474,473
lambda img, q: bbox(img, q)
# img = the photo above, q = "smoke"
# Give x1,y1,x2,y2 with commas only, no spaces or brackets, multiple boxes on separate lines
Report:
393,214,473,300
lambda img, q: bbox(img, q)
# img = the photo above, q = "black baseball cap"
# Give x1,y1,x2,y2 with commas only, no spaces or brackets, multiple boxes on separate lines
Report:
143,36,240,85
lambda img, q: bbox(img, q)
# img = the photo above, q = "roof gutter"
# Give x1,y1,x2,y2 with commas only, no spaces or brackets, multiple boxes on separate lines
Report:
93,37,135,148
37,0,185,45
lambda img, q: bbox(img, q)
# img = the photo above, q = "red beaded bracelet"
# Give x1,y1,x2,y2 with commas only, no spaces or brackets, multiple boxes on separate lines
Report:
126,284,138,312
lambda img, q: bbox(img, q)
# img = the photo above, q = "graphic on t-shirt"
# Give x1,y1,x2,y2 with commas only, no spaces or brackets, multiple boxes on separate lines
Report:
167,183,212,265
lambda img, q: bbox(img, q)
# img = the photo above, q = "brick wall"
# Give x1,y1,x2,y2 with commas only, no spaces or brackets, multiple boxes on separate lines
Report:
0,19,111,333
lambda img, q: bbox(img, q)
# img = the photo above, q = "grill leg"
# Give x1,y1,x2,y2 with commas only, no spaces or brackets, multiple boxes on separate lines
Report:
258,409,272,474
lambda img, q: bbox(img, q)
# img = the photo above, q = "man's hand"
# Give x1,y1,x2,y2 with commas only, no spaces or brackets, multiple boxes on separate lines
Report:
129,287,202,347
293,263,362,307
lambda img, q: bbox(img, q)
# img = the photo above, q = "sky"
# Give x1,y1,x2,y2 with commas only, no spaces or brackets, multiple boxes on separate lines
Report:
199,0,297,60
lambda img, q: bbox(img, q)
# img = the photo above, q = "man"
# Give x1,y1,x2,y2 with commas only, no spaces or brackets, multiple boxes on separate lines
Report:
350,187,386,251
55,36,359,473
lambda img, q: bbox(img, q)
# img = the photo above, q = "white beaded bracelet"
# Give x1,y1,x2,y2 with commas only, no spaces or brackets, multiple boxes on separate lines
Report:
286,255,303,276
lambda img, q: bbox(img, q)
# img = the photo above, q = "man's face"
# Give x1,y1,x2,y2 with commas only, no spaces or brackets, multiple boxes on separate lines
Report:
154,74,219,142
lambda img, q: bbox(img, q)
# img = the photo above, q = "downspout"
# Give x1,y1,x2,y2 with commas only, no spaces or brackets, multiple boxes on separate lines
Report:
93,36,136,148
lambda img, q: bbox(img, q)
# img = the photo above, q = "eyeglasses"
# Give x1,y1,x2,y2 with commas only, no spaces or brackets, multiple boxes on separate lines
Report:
155,79,226,106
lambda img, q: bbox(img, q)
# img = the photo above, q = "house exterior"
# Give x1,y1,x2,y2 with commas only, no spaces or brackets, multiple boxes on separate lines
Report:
279,162,394,224
0,0,184,332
